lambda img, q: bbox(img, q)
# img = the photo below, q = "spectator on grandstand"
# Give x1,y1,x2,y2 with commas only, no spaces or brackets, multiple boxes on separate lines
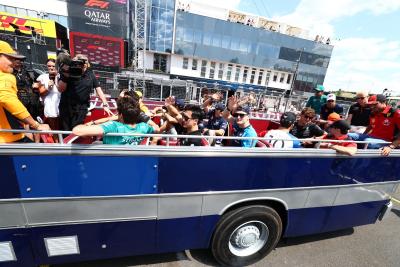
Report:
306,84,327,115
346,91,371,133
37,59,60,142
12,51,42,142
72,96,156,145
223,96,257,148
348,94,400,154
321,120,357,156
290,107,325,147
180,104,204,146
265,112,301,148
202,102,228,146
0,41,50,143
57,54,113,131
319,93,344,121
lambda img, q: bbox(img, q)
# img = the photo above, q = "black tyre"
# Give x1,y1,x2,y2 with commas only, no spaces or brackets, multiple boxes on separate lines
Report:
211,205,282,266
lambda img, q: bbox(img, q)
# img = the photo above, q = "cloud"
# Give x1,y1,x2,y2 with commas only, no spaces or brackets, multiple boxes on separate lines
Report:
190,0,241,9
272,0,400,93
324,38,400,93
274,0,400,37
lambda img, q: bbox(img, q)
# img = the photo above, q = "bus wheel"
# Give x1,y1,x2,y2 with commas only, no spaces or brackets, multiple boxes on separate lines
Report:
211,205,282,266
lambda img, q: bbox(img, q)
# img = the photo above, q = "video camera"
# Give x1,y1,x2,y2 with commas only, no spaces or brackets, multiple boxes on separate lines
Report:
56,49,85,82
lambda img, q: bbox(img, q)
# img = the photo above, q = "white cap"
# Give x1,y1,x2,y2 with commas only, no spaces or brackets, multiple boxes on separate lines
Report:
327,93,336,101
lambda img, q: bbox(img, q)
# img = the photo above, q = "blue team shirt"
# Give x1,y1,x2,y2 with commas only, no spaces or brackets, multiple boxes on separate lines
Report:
232,123,257,148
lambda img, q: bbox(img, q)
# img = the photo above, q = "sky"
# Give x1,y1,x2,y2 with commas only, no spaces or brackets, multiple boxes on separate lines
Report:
193,0,400,94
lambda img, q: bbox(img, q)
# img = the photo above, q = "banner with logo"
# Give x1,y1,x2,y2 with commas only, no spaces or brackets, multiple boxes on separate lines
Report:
70,31,124,69
67,0,127,38
0,12,57,38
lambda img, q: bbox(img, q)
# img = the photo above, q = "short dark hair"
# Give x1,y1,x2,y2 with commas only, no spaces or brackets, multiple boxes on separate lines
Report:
122,90,140,102
117,96,141,124
46,58,56,64
301,107,315,117
184,104,204,121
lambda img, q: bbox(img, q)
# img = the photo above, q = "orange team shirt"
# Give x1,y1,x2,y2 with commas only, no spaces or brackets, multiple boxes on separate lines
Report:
369,106,400,141
0,71,30,143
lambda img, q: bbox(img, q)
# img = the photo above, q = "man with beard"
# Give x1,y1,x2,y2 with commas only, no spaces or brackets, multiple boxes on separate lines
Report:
290,107,325,147
348,94,400,155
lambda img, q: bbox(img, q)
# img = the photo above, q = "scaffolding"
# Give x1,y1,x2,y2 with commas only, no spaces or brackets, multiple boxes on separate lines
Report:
132,0,147,94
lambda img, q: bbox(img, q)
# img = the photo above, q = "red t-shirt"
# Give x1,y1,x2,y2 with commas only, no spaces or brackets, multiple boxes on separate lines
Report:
369,106,400,141
324,135,357,148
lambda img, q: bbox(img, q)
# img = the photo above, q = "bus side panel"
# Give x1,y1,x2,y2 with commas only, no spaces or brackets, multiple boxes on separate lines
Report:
156,215,220,253
12,155,158,198
0,156,21,199
157,157,400,193
0,228,36,267
284,200,387,237
28,220,157,266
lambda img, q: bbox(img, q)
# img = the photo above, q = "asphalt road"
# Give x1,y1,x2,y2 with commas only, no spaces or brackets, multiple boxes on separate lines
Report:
55,190,400,267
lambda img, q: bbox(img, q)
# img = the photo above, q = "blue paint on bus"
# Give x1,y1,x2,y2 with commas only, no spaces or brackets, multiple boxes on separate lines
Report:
12,155,159,198
0,156,21,199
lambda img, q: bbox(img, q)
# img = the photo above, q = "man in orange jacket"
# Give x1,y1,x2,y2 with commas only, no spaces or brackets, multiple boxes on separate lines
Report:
0,41,50,143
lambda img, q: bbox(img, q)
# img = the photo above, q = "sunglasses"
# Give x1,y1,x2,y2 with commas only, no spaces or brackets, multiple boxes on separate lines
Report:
233,113,247,118
303,115,313,119
327,100,335,103
182,113,192,121
47,65,55,68
356,97,365,100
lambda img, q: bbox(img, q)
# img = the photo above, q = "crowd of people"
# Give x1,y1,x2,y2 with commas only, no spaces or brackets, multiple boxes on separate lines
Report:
0,40,398,157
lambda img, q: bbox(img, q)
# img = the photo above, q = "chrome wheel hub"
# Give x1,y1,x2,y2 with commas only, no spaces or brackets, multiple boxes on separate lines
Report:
229,221,269,257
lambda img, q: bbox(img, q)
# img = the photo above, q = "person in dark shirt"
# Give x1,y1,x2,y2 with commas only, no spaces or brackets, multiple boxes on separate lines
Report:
180,104,204,146
346,91,371,128
320,93,344,121
203,102,228,145
57,54,113,131
290,107,325,147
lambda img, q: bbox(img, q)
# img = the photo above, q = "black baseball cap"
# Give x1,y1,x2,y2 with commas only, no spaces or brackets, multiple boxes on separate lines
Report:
330,120,351,132
235,105,250,115
280,112,296,128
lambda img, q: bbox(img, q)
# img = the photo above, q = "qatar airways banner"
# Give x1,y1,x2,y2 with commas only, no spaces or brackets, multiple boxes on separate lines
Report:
67,0,127,38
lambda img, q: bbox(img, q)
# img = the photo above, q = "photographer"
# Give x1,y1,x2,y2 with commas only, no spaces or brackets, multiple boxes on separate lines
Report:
57,53,113,131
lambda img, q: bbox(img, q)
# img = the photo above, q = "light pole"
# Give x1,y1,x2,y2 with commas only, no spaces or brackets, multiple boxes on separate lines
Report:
284,47,304,112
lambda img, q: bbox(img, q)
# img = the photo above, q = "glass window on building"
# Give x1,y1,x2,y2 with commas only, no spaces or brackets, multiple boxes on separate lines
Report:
258,70,264,85
218,63,224,79
287,74,292,84
250,68,256,84
243,67,249,83
183,57,189,69
272,72,278,82
201,60,207,77
16,8,27,16
0,5,5,12
154,54,167,73
221,35,230,49
203,32,212,46
226,64,233,81
265,70,271,85
192,59,198,70
209,61,216,79
279,73,285,83
6,6,17,14
234,66,241,82
27,9,37,18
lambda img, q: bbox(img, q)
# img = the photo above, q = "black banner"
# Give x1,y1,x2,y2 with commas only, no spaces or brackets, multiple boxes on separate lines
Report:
67,0,127,38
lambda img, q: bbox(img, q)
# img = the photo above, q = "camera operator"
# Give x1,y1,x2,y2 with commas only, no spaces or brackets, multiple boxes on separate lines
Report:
57,53,113,131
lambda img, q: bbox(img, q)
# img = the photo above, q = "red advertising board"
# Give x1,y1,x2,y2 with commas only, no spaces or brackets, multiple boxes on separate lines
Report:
70,31,124,68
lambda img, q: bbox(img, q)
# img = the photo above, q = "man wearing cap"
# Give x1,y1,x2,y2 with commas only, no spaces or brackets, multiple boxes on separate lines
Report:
348,94,400,153
265,112,301,148
305,85,327,115
319,93,344,121
322,120,357,156
346,91,371,132
134,90,151,116
202,102,228,145
224,96,257,148
57,54,113,131
0,41,50,143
